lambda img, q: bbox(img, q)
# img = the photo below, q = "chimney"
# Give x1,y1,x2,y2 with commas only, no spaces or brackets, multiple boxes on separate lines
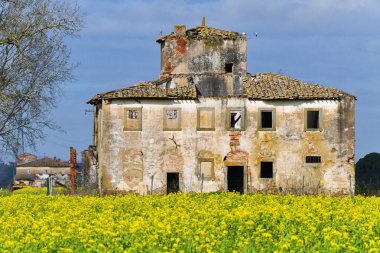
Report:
174,25,186,36
201,17,206,27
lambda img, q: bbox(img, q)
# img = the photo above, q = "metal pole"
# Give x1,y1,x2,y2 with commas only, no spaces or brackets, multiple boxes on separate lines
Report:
49,177,53,195
201,173,204,193
349,174,353,196
249,172,252,194
46,176,50,196
150,175,154,195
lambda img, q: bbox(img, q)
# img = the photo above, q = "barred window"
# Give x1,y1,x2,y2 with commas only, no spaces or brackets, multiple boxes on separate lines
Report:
124,108,142,131
306,156,321,164
128,110,138,119
166,109,177,119
164,108,181,131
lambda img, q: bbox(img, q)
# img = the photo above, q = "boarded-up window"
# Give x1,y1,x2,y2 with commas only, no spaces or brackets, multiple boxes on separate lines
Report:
199,159,214,180
227,108,245,130
124,108,142,131
197,108,215,131
164,108,181,131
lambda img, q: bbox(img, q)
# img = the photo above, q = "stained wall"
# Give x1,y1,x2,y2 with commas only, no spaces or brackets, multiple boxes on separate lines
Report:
96,96,355,195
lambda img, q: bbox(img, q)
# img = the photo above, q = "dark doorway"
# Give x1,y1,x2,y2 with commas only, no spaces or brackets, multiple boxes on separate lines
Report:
167,173,179,194
227,166,244,194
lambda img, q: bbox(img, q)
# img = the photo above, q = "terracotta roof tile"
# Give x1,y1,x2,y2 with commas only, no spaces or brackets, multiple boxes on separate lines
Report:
88,77,197,104
88,73,354,104
17,157,70,168
243,73,355,100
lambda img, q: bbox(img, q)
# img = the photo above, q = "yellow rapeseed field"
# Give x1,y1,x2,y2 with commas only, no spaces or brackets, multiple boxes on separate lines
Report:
0,190,379,252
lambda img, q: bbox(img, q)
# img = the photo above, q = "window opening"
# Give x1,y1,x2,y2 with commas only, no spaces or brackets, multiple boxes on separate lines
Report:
230,111,242,129
128,110,138,119
306,156,321,164
307,110,320,129
166,109,177,119
261,111,273,129
260,162,273,178
225,63,233,73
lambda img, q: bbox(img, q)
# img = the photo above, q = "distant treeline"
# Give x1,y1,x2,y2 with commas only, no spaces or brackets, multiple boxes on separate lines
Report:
355,153,380,196
0,162,15,189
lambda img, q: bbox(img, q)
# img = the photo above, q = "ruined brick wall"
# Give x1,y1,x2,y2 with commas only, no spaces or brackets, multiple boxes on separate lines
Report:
81,146,98,190
96,97,355,195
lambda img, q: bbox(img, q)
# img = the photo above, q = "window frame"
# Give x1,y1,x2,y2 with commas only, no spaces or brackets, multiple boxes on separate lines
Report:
197,107,215,131
259,161,274,179
304,108,322,131
226,107,245,131
163,107,182,131
305,155,322,167
124,107,142,131
258,108,276,131
198,158,215,180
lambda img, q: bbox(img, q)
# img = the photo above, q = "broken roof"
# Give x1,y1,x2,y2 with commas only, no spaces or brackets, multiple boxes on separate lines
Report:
88,73,354,104
17,157,70,168
156,26,243,43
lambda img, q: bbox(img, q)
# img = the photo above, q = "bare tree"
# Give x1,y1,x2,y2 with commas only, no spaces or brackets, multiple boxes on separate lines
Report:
0,0,83,155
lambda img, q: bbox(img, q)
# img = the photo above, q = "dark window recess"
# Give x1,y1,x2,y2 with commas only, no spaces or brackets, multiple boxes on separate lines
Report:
307,111,320,129
225,63,233,73
167,173,179,194
260,162,273,178
306,156,321,164
230,112,242,129
261,111,273,128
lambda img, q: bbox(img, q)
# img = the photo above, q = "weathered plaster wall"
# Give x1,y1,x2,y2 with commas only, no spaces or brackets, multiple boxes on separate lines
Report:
97,97,355,195
16,166,70,176
159,34,246,77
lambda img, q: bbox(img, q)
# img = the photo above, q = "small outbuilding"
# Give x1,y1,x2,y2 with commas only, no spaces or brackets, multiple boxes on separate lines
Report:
15,156,71,187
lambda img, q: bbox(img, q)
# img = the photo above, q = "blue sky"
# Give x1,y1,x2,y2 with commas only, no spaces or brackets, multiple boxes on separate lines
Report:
24,0,380,162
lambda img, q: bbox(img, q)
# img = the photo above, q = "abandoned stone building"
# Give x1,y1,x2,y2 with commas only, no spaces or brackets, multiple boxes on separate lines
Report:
15,155,71,187
88,21,355,195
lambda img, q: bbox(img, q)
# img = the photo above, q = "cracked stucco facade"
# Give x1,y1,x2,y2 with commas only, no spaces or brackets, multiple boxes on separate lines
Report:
90,23,355,195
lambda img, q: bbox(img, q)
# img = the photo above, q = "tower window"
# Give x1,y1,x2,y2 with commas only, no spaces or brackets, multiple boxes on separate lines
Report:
225,63,233,73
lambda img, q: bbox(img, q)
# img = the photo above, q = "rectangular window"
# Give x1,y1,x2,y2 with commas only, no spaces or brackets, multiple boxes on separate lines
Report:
164,108,181,131
306,156,321,164
199,159,215,180
197,108,215,131
227,108,244,130
225,63,233,73
260,161,273,178
124,108,142,131
305,109,322,130
259,109,275,130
